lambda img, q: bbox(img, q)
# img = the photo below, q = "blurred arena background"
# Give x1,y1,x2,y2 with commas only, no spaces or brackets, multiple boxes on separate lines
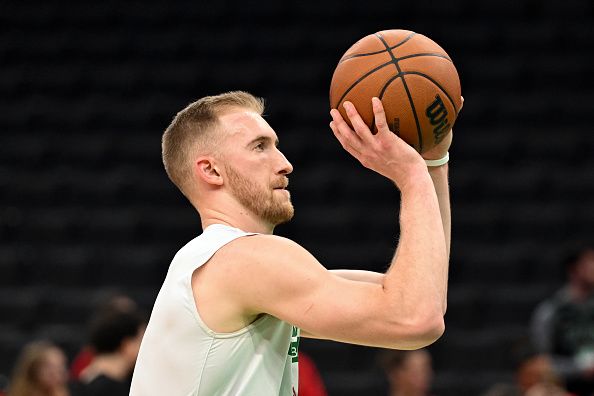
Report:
1,0,594,394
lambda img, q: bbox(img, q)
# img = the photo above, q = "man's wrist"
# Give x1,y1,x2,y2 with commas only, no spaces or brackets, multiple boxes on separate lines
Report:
394,164,433,191
424,152,449,167
427,162,448,180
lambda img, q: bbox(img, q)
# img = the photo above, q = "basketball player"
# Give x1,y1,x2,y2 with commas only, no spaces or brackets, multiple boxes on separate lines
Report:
130,91,452,395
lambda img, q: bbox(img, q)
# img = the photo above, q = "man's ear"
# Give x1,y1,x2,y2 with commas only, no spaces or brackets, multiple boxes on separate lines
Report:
195,157,224,186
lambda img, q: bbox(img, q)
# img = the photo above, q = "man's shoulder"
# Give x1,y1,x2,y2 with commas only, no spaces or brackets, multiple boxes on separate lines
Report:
174,224,260,262
222,233,307,260
192,233,322,327
207,233,319,281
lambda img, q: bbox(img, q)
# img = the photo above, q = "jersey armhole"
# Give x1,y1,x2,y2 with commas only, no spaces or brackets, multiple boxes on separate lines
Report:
189,295,272,339
181,233,271,339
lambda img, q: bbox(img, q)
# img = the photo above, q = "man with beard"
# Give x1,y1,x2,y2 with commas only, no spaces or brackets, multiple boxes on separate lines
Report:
130,91,452,396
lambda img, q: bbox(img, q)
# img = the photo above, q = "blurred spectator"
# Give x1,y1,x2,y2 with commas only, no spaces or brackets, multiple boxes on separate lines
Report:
8,340,69,396
70,309,145,396
378,348,434,396
517,354,568,396
298,352,328,396
531,248,594,395
69,294,138,380
482,348,569,396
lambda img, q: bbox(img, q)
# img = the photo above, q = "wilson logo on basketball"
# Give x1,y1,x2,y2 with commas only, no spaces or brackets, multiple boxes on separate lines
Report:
425,94,451,144
391,118,400,135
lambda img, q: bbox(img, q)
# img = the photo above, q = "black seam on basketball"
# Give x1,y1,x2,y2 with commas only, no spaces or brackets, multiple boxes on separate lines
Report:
378,74,401,99
371,72,406,133
339,48,392,63
399,71,458,114
375,33,423,152
376,74,403,136
334,60,394,108
338,32,417,64
397,52,452,63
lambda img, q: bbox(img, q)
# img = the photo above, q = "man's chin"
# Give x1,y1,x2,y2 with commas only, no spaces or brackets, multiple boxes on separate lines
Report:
269,205,294,226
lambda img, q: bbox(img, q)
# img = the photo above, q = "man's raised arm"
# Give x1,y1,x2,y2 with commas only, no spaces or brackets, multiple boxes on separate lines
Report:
218,98,449,349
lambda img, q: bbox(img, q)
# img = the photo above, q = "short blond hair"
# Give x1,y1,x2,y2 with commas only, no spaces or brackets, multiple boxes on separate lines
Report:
162,91,264,197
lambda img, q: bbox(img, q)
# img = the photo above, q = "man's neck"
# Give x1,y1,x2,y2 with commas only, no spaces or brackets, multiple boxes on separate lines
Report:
194,190,277,235
199,208,274,235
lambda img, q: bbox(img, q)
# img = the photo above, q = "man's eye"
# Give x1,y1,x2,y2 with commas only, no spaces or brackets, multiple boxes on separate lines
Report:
255,143,265,151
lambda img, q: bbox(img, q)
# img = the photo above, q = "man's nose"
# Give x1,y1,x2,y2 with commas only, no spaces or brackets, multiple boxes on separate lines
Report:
276,149,293,175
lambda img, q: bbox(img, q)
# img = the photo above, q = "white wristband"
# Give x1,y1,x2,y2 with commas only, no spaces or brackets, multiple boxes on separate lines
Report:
424,152,449,167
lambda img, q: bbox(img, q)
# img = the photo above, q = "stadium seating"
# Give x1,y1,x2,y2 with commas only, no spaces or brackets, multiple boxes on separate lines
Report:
1,1,593,394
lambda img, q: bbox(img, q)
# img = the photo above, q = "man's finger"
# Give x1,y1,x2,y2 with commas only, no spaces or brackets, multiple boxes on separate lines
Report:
330,120,361,158
372,97,390,134
343,101,373,142
331,108,363,146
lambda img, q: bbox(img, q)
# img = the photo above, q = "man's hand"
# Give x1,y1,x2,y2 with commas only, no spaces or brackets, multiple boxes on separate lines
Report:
422,132,452,161
330,98,427,188
423,96,463,161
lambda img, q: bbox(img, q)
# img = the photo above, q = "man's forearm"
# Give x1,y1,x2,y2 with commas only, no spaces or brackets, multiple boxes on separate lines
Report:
334,164,450,312
384,170,448,329
428,163,451,313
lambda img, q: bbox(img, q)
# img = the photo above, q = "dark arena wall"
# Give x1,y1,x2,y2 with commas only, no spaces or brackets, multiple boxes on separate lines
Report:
1,1,594,395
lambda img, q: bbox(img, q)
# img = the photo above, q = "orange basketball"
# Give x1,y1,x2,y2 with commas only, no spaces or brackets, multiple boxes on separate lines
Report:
329,29,462,153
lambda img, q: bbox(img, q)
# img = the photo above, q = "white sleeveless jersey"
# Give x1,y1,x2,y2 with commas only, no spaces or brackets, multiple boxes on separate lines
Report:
130,224,300,396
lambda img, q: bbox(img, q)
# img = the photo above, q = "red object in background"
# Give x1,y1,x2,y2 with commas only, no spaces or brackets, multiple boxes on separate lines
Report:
70,347,95,380
298,352,328,396
73,345,328,396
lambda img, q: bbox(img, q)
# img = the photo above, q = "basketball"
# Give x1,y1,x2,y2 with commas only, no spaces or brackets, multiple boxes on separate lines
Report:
329,29,462,153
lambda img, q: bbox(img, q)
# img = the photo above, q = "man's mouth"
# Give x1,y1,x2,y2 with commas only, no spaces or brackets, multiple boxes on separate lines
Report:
273,179,289,190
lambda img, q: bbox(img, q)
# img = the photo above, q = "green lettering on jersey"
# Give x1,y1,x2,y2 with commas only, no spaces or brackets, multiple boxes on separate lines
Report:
288,326,300,363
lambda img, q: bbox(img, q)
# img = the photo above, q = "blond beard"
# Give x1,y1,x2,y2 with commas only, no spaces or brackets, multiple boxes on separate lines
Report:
224,164,294,226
